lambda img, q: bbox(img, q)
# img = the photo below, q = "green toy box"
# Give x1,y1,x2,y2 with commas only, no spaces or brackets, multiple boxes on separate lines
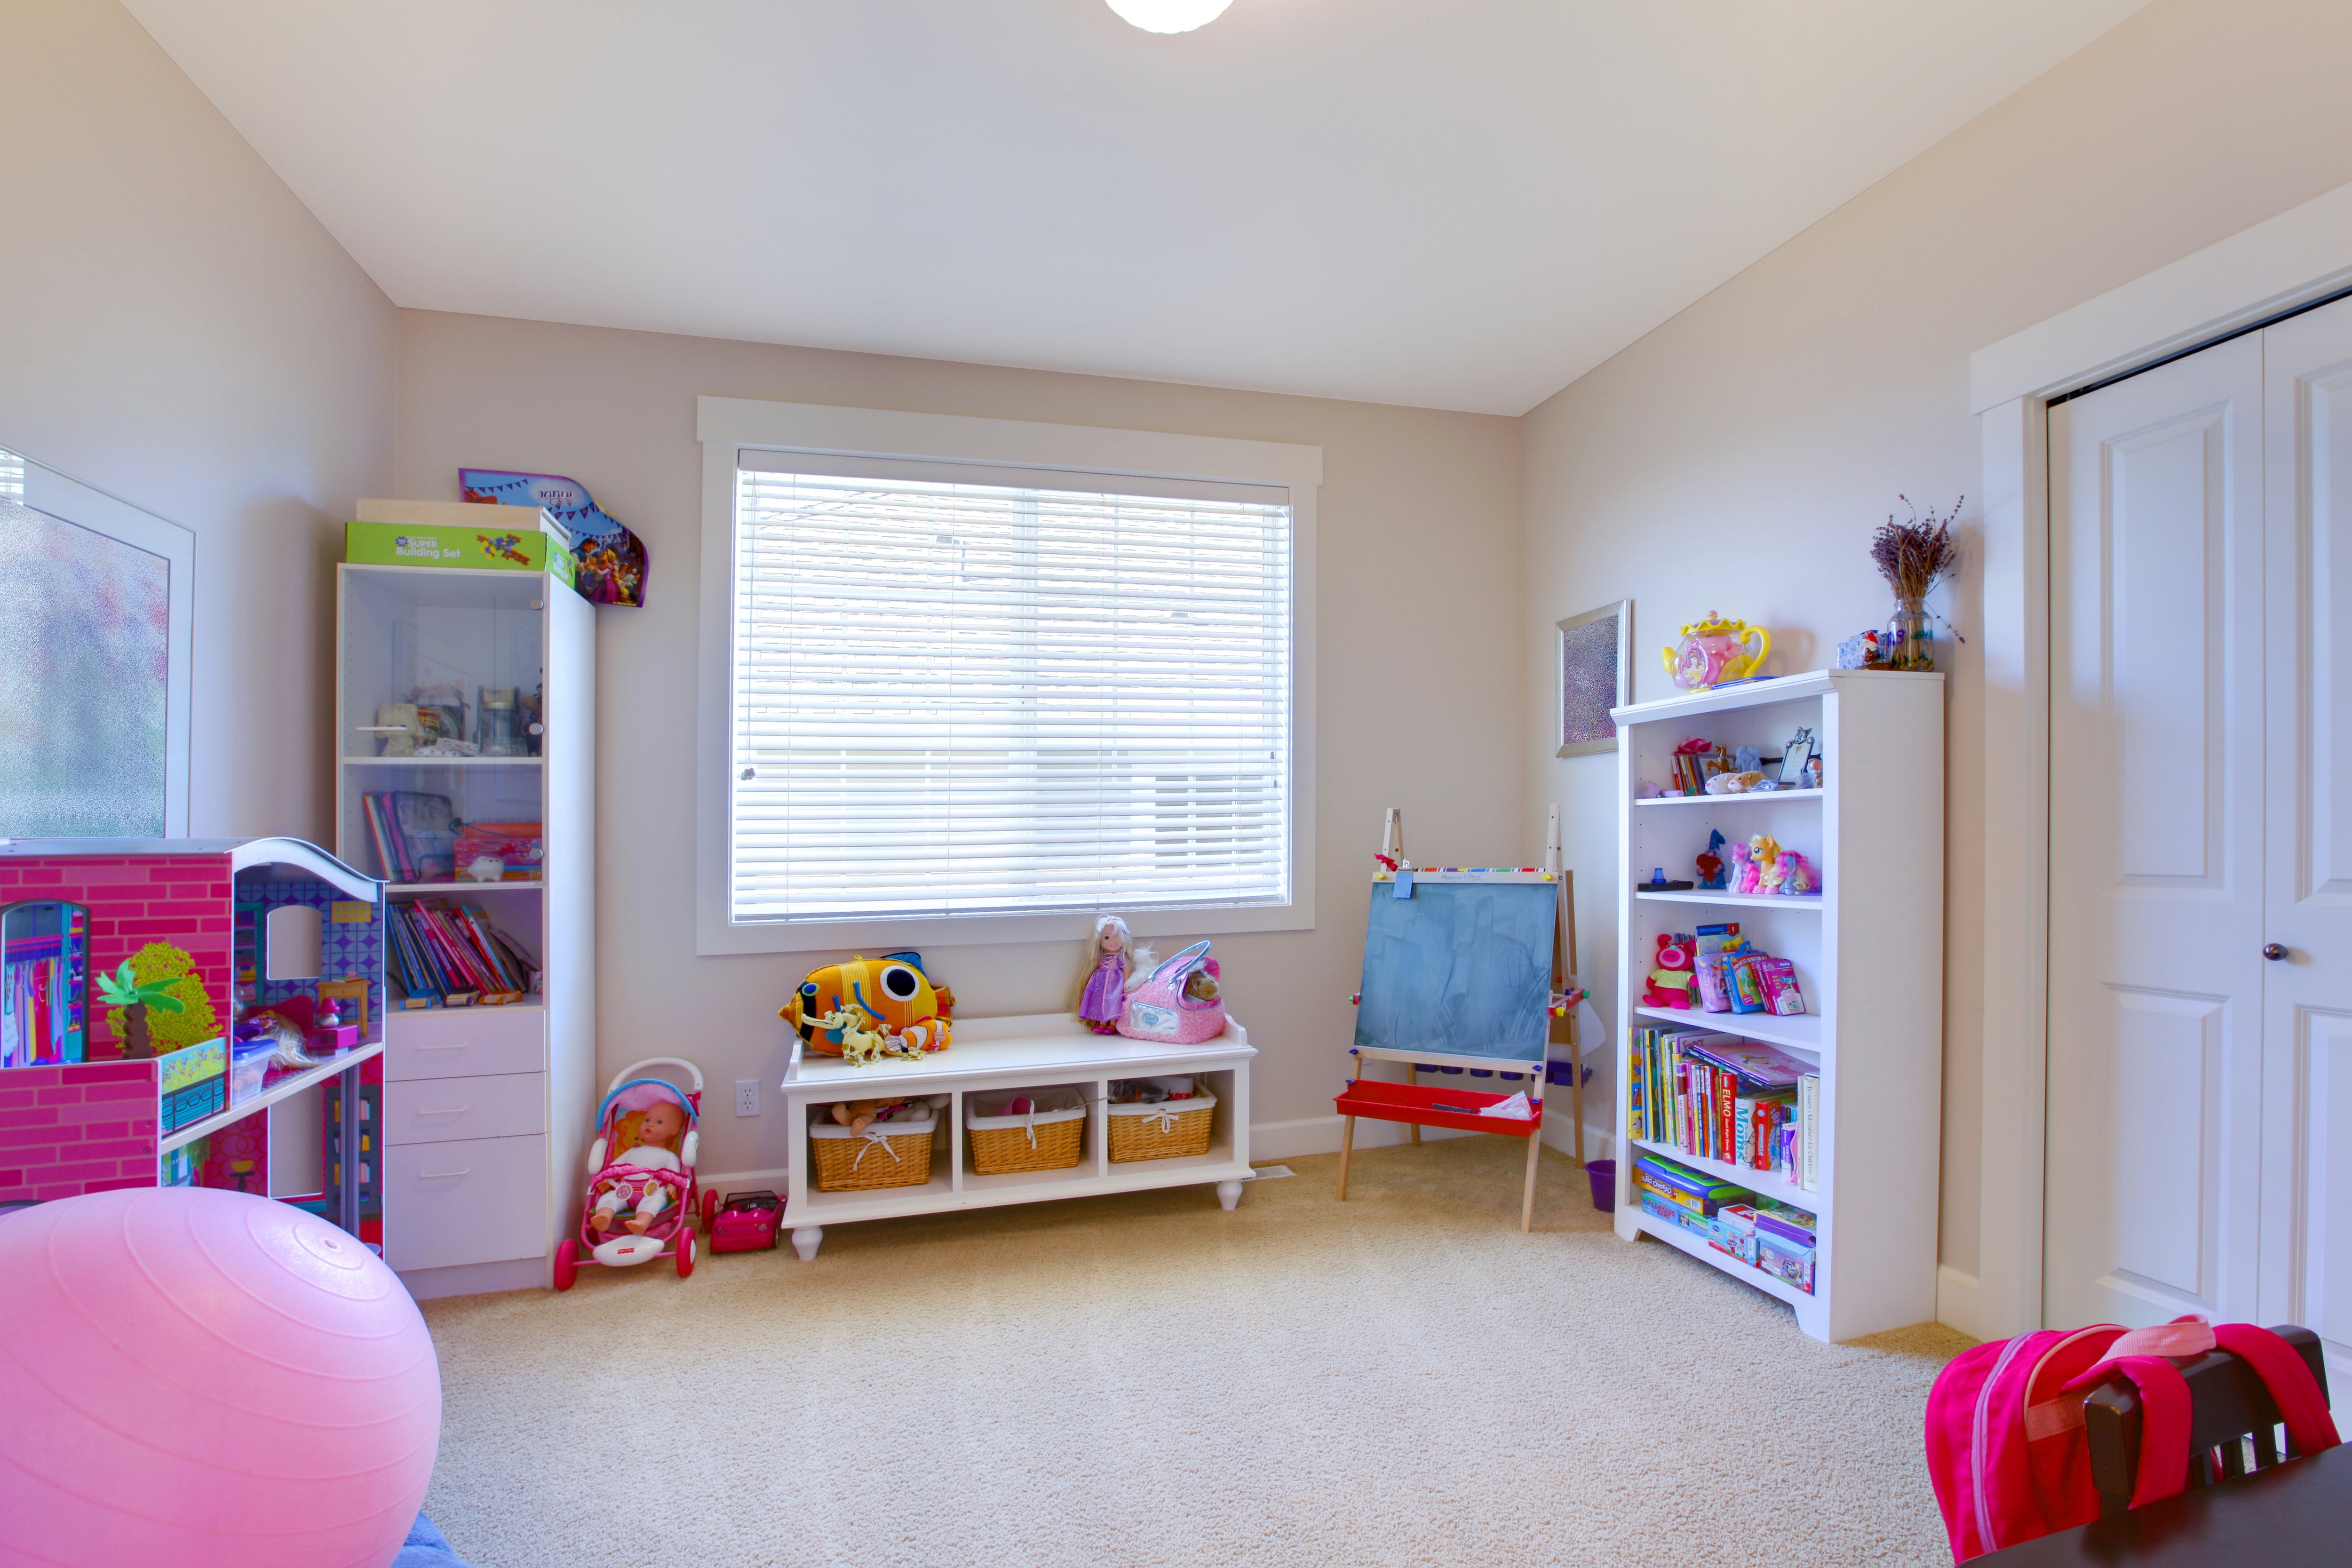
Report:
344,499,579,590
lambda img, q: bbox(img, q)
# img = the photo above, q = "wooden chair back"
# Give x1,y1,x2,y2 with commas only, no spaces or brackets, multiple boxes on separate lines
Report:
2083,1324,2331,1517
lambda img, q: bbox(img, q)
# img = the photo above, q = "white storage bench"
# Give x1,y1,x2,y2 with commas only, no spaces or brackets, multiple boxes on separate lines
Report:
777,1012,1256,1259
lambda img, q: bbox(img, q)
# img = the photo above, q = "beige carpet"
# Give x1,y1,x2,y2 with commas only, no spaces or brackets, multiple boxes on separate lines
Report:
418,1137,1970,1567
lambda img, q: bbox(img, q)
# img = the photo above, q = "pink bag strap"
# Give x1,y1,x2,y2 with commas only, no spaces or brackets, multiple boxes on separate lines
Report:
2210,1324,2342,1459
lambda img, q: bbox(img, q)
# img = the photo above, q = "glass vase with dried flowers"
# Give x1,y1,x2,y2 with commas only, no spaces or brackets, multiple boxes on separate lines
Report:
1869,496,1963,671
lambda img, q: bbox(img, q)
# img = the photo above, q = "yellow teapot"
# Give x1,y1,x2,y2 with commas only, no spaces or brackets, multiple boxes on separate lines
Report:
1662,612,1771,691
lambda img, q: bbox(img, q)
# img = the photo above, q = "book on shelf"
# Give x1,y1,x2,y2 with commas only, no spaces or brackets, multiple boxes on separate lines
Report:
1797,1072,1820,1192
360,790,458,883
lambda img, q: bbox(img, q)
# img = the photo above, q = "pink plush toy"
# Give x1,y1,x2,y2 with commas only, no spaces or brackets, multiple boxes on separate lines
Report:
1640,933,1697,1009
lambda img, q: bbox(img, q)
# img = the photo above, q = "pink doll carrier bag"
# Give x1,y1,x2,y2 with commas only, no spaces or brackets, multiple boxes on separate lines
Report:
554,1057,712,1289
1118,940,1226,1044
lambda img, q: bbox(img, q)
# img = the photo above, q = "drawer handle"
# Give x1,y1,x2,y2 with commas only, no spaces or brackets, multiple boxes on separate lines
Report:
416,1042,470,1052
418,1106,470,1116
417,1169,471,1179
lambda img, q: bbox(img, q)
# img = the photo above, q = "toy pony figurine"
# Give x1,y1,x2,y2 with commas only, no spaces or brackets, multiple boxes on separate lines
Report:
1746,835,1783,895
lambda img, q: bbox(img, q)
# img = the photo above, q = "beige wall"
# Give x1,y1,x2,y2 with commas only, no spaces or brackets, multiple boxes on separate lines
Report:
1520,0,2352,1319
0,0,396,837
393,312,1525,1177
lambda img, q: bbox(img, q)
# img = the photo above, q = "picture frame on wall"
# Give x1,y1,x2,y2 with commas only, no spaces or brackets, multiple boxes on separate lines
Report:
1555,599,1631,758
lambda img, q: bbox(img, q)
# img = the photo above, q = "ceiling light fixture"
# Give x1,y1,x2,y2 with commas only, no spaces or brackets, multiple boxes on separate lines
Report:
1105,0,1233,34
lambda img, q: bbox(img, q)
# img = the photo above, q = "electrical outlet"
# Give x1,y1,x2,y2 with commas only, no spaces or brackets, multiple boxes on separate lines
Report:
735,1079,760,1117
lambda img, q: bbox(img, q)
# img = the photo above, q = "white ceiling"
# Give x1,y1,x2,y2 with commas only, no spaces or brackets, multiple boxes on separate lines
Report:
127,0,2149,415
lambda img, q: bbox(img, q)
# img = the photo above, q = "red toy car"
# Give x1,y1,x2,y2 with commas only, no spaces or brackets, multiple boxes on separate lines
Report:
710,1189,783,1254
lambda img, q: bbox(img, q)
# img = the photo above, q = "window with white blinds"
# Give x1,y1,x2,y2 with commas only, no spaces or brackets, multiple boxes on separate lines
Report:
729,454,1294,923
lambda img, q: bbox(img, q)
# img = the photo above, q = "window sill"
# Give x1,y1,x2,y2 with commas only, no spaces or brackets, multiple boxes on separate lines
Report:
694,898,1312,957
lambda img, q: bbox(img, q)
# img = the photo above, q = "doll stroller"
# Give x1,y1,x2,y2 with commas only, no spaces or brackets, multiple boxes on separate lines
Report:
554,1058,718,1288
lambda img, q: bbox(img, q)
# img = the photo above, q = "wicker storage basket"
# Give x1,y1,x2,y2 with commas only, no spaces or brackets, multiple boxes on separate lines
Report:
809,1107,938,1191
1106,1086,1218,1162
966,1089,1088,1175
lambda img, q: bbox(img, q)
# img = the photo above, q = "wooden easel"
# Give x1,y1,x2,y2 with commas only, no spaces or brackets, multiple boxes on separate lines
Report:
1334,806,1584,1231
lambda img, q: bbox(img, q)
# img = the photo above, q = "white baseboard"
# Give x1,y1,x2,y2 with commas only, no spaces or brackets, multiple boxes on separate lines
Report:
398,1255,547,1301
706,1113,1605,1191
1247,1114,1471,1161
1936,1265,1989,1341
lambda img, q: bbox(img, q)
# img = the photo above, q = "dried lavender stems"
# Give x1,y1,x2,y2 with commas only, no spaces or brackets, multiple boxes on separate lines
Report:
1870,494,1962,601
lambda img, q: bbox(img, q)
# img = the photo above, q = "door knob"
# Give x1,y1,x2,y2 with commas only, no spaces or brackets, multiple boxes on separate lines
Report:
2263,943,2289,962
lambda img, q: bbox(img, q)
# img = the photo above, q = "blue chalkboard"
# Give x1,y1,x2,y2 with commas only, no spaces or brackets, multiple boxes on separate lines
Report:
1352,880,1556,1061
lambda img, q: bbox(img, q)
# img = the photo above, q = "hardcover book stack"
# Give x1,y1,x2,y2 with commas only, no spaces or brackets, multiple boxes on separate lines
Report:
386,899,539,1007
1629,1026,1819,1191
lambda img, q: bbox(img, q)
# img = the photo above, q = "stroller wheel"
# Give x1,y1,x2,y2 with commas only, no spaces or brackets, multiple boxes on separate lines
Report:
553,1239,579,1291
676,1227,696,1279
702,1188,718,1230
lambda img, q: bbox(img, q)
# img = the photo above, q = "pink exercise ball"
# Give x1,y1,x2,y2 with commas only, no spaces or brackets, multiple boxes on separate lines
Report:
0,1186,441,1568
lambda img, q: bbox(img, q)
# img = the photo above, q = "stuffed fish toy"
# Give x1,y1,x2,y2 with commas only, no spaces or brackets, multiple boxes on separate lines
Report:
782,953,955,1059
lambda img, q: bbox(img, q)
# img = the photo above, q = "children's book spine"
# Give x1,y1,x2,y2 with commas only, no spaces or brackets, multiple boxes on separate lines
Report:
1798,1073,1820,1191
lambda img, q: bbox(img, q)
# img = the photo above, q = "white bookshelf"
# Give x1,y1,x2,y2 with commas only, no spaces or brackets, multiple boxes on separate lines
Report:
1610,668,1943,1342
334,562,596,1299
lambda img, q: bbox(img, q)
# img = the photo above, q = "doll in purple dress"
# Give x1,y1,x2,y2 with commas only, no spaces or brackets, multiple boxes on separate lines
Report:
1077,915,1150,1034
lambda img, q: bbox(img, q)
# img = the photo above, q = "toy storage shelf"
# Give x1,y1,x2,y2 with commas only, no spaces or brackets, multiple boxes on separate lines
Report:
1636,890,1824,911
160,1042,386,1154
336,560,596,1301
1631,1004,1821,1054
1611,667,1943,1344
1635,789,1824,808
777,1011,1255,1257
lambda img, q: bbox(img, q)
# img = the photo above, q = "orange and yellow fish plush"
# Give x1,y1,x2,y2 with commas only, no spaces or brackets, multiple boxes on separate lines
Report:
781,952,955,1058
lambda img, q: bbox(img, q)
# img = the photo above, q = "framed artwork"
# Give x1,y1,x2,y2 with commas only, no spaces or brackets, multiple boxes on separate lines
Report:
0,445,194,837
1555,599,1631,758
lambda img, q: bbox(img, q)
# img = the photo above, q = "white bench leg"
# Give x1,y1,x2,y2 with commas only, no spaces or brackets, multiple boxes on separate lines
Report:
1216,1179,1244,1211
790,1225,825,1261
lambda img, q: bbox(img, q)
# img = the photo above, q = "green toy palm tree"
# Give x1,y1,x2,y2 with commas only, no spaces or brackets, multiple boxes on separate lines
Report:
94,961,186,1060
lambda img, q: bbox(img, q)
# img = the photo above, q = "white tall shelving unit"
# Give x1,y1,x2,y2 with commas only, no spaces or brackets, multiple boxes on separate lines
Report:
1610,668,1943,1342
335,561,596,1299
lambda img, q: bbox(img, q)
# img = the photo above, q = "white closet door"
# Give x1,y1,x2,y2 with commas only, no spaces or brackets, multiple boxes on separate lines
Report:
2046,333,2268,1329
2259,298,2352,1382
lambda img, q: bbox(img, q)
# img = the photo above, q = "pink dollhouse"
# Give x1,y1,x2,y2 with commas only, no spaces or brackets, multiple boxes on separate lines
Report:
0,837,386,1243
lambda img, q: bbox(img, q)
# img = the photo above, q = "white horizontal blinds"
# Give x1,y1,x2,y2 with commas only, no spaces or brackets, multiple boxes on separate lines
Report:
731,455,1292,922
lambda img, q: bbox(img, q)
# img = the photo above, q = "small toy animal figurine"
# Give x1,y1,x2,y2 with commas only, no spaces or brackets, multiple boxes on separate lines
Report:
1077,914,1152,1035
1747,835,1783,895
1728,840,1755,894
1777,850,1818,896
1183,958,1221,1004
589,1099,689,1235
1696,829,1727,890
1640,933,1697,1009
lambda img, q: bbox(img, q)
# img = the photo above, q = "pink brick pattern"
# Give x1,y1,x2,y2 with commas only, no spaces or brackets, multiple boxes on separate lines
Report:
0,853,233,1053
0,1062,162,1201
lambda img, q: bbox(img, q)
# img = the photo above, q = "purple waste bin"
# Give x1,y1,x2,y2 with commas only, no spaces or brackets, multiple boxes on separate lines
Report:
1586,1158,1616,1212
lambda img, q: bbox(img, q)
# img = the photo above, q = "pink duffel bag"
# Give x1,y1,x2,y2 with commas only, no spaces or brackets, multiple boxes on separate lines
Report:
1118,940,1226,1044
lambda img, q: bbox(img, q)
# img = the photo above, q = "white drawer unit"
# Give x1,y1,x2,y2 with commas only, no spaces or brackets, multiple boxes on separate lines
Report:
384,1005,548,1081
385,1072,548,1146
384,1134,550,1274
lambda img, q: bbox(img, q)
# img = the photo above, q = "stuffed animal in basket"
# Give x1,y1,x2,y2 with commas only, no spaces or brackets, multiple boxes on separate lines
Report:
589,1099,689,1236
1641,932,1697,1009
781,952,954,1059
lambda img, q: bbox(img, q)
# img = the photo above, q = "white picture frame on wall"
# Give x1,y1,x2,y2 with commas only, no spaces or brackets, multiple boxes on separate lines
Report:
1555,599,1631,758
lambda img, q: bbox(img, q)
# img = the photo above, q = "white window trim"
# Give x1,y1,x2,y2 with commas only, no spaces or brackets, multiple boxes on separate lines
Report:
695,396,1320,956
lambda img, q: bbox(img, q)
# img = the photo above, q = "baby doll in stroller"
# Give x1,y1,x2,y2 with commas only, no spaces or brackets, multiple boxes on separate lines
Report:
590,1098,689,1236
